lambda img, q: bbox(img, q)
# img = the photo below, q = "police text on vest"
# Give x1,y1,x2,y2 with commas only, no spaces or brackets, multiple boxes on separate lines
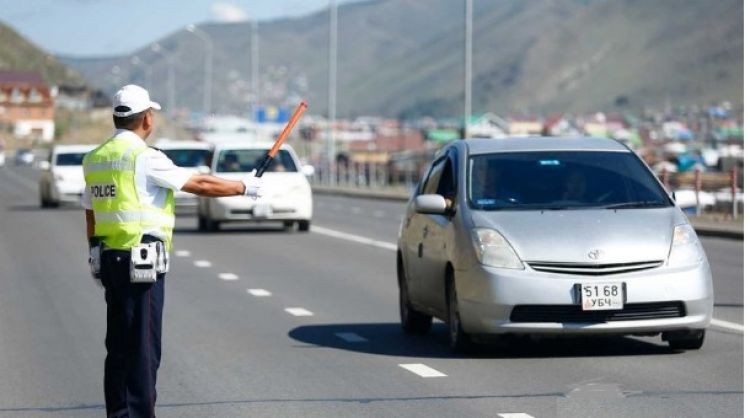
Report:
91,184,117,198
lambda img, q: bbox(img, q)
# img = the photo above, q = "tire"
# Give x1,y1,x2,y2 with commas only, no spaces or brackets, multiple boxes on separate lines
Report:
206,218,220,232
398,256,432,335
298,220,311,232
447,271,474,354
667,330,705,350
198,213,207,231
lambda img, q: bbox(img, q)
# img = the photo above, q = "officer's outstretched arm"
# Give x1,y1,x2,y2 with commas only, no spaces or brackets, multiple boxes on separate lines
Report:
182,174,245,197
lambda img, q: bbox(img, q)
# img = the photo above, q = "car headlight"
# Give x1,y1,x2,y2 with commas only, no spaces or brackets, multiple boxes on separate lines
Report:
471,228,524,269
667,224,704,267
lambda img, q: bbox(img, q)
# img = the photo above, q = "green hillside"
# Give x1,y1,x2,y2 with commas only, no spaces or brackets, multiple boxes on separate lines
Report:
0,22,86,86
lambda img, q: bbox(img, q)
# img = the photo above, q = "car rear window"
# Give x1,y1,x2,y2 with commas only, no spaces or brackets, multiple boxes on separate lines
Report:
215,149,297,173
55,152,87,166
468,151,671,211
161,149,211,168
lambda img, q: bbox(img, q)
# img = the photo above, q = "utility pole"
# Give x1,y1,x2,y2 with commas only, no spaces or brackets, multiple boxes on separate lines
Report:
186,24,214,115
328,0,338,184
464,0,473,139
251,19,260,119
150,43,176,114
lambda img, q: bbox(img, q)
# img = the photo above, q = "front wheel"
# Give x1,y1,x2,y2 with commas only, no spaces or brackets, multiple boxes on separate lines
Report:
447,272,474,354
398,259,431,335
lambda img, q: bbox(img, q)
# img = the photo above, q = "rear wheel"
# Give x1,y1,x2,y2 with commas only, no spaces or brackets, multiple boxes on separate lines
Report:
398,256,432,335
447,271,474,353
198,213,207,231
298,220,311,232
666,330,705,350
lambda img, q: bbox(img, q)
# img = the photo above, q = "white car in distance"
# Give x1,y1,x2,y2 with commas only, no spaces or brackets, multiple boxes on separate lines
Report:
38,144,95,207
197,142,314,232
154,139,213,211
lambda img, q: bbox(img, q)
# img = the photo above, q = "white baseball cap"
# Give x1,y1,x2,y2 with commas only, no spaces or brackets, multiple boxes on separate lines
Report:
112,84,161,117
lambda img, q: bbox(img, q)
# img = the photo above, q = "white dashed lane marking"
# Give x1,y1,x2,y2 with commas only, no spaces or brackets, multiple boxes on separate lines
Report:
498,414,535,418
398,363,447,378
218,273,239,281
247,289,272,297
193,260,212,268
311,226,397,252
285,308,314,317
335,332,368,343
710,318,743,333
175,250,191,257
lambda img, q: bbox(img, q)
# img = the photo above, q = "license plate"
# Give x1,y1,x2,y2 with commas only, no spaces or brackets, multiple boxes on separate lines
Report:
579,283,624,311
252,204,272,218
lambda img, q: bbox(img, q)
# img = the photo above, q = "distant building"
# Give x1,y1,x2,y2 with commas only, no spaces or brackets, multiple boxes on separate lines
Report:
0,71,55,142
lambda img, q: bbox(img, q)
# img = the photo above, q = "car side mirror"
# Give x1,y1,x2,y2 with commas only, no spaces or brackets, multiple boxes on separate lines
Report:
415,194,448,215
38,161,51,171
301,165,315,177
197,165,211,174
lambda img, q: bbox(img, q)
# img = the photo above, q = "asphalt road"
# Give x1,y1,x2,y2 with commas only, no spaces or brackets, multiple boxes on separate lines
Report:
0,166,743,417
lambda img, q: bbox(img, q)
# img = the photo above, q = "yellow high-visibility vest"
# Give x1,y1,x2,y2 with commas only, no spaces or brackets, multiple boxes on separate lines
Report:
83,136,175,250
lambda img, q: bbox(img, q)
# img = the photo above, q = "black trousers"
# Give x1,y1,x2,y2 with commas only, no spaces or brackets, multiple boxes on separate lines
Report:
100,249,165,418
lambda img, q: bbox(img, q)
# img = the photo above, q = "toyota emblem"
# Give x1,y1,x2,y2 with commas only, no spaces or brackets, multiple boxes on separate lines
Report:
588,249,604,260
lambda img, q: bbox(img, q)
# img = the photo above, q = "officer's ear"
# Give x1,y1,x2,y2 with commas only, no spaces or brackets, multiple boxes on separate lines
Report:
143,109,154,132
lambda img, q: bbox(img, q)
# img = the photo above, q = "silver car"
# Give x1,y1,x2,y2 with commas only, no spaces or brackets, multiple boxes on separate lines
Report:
397,137,713,353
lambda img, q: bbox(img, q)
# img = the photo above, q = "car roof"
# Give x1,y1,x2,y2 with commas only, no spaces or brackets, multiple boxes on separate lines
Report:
461,136,631,155
52,144,97,153
212,142,292,152
153,140,213,150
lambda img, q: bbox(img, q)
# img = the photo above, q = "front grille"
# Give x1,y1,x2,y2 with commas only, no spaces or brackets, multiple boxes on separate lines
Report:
527,260,663,275
510,302,685,323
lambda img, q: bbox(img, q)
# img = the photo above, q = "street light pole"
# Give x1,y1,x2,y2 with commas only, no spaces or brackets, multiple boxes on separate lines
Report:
150,43,176,113
251,19,260,118
186,24,214,115
464,0,473,139
328,0,338,184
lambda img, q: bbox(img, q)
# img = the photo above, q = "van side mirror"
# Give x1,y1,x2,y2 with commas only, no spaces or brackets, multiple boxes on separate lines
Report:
197,165,211,174
301,165,315,177
415,194,448,215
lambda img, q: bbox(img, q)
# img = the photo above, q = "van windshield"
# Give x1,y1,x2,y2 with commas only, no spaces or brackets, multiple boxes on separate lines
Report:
468,151,671,211
215,149,297,173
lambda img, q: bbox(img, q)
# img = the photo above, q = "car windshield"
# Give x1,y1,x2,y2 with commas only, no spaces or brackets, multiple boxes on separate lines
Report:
215,149,297,173
468,151,671,211
161,149,211,168
55,152,87,166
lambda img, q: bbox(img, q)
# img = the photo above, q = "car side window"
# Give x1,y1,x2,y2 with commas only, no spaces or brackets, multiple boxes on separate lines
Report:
436,157,456,199
421,159,445,195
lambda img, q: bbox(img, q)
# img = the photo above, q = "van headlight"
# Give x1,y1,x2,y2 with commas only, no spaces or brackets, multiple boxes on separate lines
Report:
471,228,524,269
667,224,704,267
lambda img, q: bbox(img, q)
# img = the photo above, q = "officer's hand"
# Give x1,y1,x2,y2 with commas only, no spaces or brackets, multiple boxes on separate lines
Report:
242,170,264,199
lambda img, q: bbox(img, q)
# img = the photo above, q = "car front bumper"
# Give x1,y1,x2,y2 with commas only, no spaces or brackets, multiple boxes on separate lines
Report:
455,260,713,335
207,194,312,222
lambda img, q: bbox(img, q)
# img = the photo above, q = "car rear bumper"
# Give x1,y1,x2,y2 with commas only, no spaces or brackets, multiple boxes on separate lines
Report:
455,261,713,335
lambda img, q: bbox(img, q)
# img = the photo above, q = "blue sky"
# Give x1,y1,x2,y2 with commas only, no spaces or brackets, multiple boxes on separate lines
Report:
1,0,358,57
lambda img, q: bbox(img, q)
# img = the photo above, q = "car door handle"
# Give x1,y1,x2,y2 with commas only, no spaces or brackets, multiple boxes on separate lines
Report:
418,243,424,258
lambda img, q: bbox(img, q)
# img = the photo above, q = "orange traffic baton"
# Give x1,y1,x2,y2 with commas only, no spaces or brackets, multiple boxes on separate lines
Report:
254,101,309,177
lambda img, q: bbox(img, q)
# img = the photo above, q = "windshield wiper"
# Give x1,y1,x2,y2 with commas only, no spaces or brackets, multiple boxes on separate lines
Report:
601,201,669,210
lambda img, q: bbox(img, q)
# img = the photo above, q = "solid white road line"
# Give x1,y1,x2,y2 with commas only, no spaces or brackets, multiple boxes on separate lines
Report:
311,226,397,252
285,307,314,317
710,318,744,333
175,250,191,257
498,414,535,418
218,273,239,281
193,260,212,268
398,363,447,378
335,332,368,343
247,289,272,297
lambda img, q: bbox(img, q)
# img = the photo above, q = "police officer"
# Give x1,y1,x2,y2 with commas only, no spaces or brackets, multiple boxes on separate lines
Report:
82,85,263,418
